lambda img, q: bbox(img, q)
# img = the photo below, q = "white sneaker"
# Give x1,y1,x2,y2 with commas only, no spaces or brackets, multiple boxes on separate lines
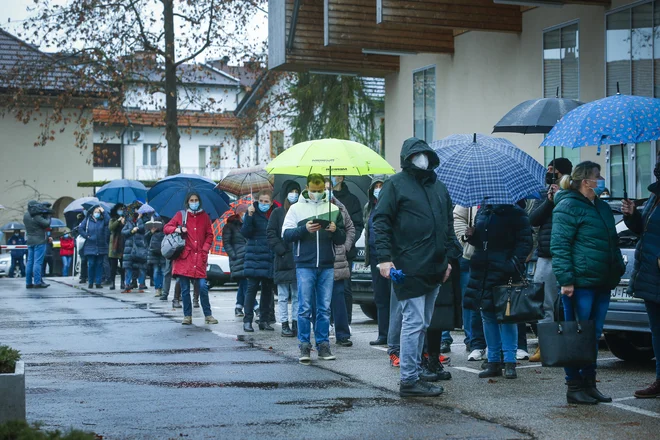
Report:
468,349,486,361
516,349,530,360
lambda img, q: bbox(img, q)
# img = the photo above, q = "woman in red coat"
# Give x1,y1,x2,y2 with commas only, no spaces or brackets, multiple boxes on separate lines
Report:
59,231,75,276
163,192,218,325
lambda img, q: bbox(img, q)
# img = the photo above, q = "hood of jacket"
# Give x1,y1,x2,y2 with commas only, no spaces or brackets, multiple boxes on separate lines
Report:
281,179,302,196
400,137,440,183
368,174,389,200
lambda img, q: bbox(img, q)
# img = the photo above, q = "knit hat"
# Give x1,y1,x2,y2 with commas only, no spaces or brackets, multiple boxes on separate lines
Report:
548,157,573,176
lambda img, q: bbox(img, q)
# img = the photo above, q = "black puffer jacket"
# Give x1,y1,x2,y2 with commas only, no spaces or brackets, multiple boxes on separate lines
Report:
334,182,364,261
625,192,660,304
464,205,533,313
223,219,246,279
241,202,275,279
267,206,296,285
122,217,147,270
529,188,553,258
146,230,166,266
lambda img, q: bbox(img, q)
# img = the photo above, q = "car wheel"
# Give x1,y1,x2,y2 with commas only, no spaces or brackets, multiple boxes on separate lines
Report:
604,332,655,362
359,304,378,322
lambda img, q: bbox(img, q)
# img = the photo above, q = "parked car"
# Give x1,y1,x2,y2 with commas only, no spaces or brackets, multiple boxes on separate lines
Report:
0,253,12,277
350,232,378,321
206,252,232,288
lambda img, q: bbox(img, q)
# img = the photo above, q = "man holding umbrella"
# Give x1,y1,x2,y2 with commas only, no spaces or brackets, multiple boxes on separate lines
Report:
373,138,454,397
7,229,26,278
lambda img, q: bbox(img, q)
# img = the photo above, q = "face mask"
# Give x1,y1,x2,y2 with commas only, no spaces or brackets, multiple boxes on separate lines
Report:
373,188,381,199
287,192,299,203
545,173,558,186
600,195,610,199
93,212,101,220
63,234,70,238
47,231,51,236
411,153,429,170
591,180,606,197
189,202,200,211
117,210,124,216
308,191,324,202
13,232,19,236
258,203,271,212
331,177,338,187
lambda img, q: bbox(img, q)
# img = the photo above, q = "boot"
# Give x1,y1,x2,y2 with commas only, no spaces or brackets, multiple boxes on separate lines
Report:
154,289,162,297
529,346,541,363
478,362,503,378
566,380,598,405
193,299,200,308
292,320,298,337
504,363,517,379
419,358,439,382
243,322,254,333
281,322,294,337
583,376,612,403
172,299,182,309
634,380,660,398
259,321,275,331
428,352,451,380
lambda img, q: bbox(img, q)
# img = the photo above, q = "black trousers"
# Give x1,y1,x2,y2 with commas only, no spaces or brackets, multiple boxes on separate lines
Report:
344,263,354,324
370,261,391,340
80,256,88,281
42,256,54,276
109,258,124,288
244,277,274,324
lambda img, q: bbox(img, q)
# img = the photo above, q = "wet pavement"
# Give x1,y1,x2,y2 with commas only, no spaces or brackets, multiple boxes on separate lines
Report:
0,278,529,440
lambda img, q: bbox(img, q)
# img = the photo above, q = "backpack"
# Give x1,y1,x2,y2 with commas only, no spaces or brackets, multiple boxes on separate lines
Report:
161,211,188,260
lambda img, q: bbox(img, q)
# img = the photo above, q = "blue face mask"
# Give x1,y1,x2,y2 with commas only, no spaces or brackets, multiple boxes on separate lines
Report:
93,212,101,220
47,231,51,236
117,210,124,216
63,234,70,238
287,192,299,203
189,202,200,211
331,177,338,187
373,188,381,199
592,179,606,197
258,203,271,212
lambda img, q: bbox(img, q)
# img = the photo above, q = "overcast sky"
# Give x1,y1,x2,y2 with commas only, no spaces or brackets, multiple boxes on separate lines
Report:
0,0,268,64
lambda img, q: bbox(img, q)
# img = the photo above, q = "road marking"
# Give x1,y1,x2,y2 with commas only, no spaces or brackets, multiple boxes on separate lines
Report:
451,366,481,374
605,402,660,419
613,397,636,402
371,346,388,352
211,330,238,339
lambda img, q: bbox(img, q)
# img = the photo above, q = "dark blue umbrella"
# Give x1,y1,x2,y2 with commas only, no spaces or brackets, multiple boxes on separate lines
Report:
50,218,66,228
97,179,147,205
541,91,660,198
147,173,230,220
82,201,114,213
63,196,99,213
1,222,25,231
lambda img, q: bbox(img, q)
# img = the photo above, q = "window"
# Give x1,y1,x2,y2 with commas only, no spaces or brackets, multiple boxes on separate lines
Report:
198,147,207,172
543,23,579,100
210,146,222,170
543,147,580,171
93,143,121,168
413,66,435,142
270,131,284,158
142,144,158,166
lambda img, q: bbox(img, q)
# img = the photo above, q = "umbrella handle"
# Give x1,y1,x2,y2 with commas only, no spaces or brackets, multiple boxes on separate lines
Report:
621,143,628,200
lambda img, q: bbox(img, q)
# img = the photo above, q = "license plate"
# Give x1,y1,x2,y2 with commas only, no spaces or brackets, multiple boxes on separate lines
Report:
352,262,370,274
610,285,641,301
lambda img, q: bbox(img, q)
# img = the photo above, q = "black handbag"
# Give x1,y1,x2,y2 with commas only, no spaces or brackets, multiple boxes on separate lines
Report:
492,259,545,324
537,296,597,368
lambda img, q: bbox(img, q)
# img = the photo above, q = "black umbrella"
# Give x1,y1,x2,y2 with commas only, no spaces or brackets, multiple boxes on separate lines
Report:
1,222,25,232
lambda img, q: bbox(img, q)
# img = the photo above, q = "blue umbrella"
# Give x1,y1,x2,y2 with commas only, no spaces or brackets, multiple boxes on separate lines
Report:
50,218,66,228
137,203,156,215
1,222,25,231
431,133,545,207
147,173,230,220
541,92,660,198
63,196,99,213
97,179,148,205
82,201,114,213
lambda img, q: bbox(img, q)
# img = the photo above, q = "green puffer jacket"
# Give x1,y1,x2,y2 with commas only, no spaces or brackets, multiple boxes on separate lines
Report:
551,190,625,290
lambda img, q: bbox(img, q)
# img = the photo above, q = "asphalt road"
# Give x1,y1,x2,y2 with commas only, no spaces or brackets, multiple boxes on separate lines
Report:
1,277,658,439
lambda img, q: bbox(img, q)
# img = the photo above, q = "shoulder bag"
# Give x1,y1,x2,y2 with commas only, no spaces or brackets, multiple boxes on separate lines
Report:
76,220,89,253
161,210,188,260
492,258,545,324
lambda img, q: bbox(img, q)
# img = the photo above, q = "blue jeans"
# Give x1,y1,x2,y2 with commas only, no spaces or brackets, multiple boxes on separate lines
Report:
645,300,660,380
125,267,145,288
153,263,165,289
459,257,472,345
400,287,439,384
562,289,610,381
236,278,247,308
9,256,25,277
277,282,299,323
26,244,46,286
86,255,104,285
179,277,212,317
331,280,351,341
482,310,518,364
469,299,487,351
296,267,334,347
61,256,72,277
388,287,403,356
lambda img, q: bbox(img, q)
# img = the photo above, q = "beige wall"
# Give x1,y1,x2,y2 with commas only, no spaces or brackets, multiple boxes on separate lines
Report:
0,108,93,226
384,3,620,172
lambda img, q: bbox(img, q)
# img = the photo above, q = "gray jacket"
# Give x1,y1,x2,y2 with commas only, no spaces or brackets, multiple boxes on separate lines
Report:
23,201,51,246
333,199,356,281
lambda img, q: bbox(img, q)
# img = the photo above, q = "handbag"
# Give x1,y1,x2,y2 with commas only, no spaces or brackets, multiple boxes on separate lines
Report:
75,219,89,253
161,210,187,260
537,296,597,368
492,259,545,324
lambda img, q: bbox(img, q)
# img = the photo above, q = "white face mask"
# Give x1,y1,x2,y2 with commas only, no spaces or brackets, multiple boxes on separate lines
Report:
308,191,324,202
411,153,429,170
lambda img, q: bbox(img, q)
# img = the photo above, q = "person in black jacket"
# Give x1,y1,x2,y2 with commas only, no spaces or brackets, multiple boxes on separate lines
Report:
373,137,455,398
145,217,165,297
241,190,276,333
464,202,533,380
223,204,249,317
528,158,572,362
332,175,364,324
267,180,301,337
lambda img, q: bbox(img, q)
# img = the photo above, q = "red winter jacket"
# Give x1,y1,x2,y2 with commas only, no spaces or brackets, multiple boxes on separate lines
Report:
59,237,75,256
164,210,213,279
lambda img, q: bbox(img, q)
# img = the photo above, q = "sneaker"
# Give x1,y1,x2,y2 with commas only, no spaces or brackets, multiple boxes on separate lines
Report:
440,354,450,365
121,289,132,294
299,343,312,364
182,316,192,325
234,307,244,317
634,380,660,399
336,339,353,347
172,299,182,309
468,349,487,361
205,316,219,324
400,380,443,397
154,289,162,297
318,342,336,360
516,349,530,361
440,340,452,353
389,353,400,367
